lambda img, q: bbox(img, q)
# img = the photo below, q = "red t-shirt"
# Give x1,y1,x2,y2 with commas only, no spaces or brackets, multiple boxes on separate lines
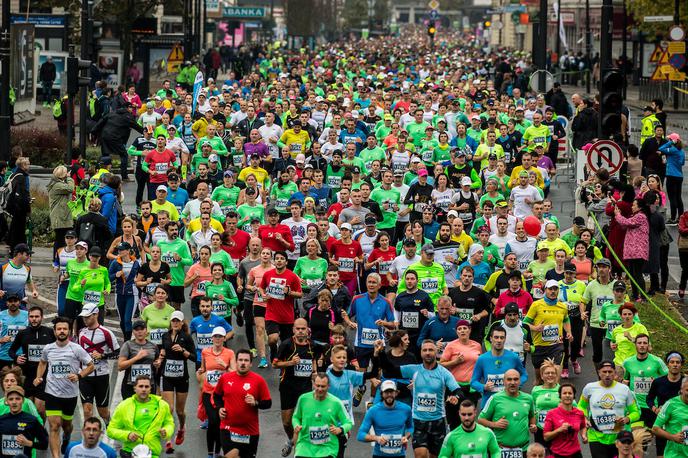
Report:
543,405,587,457
222,229,251,263
260,268,302,324
213,370,271,436
367,247,397,286
257,224,295,253
329,239,363,282
144,149,177,183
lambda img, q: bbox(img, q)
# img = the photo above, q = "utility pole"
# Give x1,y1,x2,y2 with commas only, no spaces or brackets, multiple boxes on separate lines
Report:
556,0,561,64
673,0,680,109
184,0,192,60
598,0,614,138
79,0,90,156
621,0,627,99
0,0,11,161
66,47,75,162
537,0,548,91
585,0,591,94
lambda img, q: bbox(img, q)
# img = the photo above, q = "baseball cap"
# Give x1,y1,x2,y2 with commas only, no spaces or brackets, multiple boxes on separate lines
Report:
403,238,417,247
291,119,302,127
365,215,377,226
597,360,615,370
410,157,422,164
352,166,361,174
596,258,611,267
417,168,429,177
13,243,33,255
461,176,472,186
332,150,343,158
79,303,100,317
613,280,627,291
544,279,560,289
4,385,24,397
296,154,306,164
340,223,353,231
456,320,472,328
504,302,520,315
393,170,404,177
421,243,435,255
212,326,227,337
536,241,550,251
65,230,77,238
447,210,459,218
171,311,185,321
380,380,397,392
132,320,147,330
455,149,466,157
101,157,112,166
117,241,132,251
168,173,179,182
88,247,102,257
267,208,280,216
208,154,219,163
156,185,168,192
76,241,88,250
616,430,634,444
495,200,508,208
223,170,234,178
573,216,585,227
564,262,577,272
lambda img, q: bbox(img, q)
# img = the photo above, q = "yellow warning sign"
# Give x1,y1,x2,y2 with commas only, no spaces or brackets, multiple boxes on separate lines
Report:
668,41,686,55
651,65,669,80
669,71,687,82
658,51,670,64
167,44,184,73
649,45,663,62
661,64,674,74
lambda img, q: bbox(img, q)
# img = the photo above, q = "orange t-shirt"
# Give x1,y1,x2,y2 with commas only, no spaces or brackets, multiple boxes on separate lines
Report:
201,346,235,394
441,339,483,384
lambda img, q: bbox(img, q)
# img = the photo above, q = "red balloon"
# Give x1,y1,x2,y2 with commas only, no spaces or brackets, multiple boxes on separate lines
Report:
523,216,541,237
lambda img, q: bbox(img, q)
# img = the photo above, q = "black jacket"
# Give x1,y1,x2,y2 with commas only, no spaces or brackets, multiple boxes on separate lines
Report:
8,324,56,368
572,107,599,149
100,107,143,143
75,211,113,254
39,61,57,82
235,116,265,139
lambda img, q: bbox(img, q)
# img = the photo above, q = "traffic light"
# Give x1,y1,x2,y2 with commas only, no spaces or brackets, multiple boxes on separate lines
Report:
67,57,92,95
599,68,624,138
427,22,436,37
91,20,103,39
484,20,492,28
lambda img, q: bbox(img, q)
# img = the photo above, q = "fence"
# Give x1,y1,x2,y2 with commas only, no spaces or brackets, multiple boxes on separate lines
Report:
638,78,688,109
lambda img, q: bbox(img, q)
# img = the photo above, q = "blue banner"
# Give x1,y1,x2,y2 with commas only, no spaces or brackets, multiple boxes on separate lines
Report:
191,70,204,115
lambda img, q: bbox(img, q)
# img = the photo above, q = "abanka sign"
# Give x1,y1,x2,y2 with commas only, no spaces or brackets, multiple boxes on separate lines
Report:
222,7,266,18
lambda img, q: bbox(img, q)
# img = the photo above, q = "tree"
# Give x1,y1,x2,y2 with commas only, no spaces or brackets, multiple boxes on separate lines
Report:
342,0,370,29
624,0,687,35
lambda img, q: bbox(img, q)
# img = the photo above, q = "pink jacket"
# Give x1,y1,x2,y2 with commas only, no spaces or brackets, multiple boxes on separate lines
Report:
615,211,649,261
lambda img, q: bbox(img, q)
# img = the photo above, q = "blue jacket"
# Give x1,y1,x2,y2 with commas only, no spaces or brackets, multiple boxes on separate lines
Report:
98,185,118,234
416,315,459,349
659,142,685,178
108,258,141,296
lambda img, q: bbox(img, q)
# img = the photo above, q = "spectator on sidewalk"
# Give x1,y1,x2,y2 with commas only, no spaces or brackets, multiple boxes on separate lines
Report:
39,57,56,107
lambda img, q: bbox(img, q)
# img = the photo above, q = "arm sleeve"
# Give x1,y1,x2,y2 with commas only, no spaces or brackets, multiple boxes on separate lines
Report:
470,358,486,393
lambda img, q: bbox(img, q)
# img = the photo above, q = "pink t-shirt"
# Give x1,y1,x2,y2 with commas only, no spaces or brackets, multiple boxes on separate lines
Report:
440,339,483,384
187,263,212,297
543,405,587,456
248,264,273,307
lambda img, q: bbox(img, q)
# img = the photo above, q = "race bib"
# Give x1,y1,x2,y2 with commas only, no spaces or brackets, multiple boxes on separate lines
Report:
148,328,166,346
309,426,330,445
145,282,160,297
594,413,617,432
155,163,169,173
230,431,251,444
276,198,289,211
266,281,286,300
232,155,243,167
537,410,549,428
5,325,22,338
206,370,222,386
27,344,44,362
83,290,101,306
420,277,439,292
294,359,313,378
380,434,403,455
416,392,437,412
161,253,177,267
633,377,653,395
339,258,355,272
163,359,185,378
1,435,21,456
486,373,505,391
606,320,620,334
401,311,419,329
327,175,342,188
566,301,578,312
682,426,688,445
518,261,529,270
378,261,392,275
130,364,152,383
50,361,72,379
501,448,523,458
212,300,227,316
422,150,433,162
306,279,323,289
455,308,473,321
197,282,207,293
360,327,380,346
541,324,559,342
459,212,473,221
532,287,544,299
196,333,213,349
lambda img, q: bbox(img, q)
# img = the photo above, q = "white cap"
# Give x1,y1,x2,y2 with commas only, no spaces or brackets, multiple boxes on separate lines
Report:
212,326,227,337
447,210,459,218
468,244,484,257
170,310,185,321
208,154,219,162
380,380,397,392
79,303,99,317
545,279,560,289
295,154,306,163
340,223,353,231
410,157,422,164
76,241,89,249
156,185,168,192
461,176,472,186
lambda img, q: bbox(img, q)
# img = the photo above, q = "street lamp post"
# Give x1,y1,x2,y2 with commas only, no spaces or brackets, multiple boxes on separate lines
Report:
537,0,548,90
0,0,11,161
585,0,591,94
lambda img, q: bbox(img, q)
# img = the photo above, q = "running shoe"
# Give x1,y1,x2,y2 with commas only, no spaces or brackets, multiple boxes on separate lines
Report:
258,357,268,368
61,434,70,454
235,309,244,327
572,361,582,374
165,441,174,454
666,219,678,226
353,385,367,407
200,419,208,429
561,368,569,379
250,348,258,358
281,439,293,457
175,428,185,445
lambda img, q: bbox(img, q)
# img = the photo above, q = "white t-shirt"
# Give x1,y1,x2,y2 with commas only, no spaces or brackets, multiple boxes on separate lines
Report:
509,185,542,219
258,124,284,158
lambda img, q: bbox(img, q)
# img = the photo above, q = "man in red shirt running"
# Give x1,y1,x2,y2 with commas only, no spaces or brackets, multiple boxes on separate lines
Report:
328,222,363,296
259,251,303,357
222,212,251,267
214,348,272,458
142,134,178,200
258,209,295,253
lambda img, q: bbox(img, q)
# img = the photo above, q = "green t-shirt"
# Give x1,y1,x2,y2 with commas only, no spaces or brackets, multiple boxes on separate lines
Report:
237,203,265,232
438,423,500,458
325,165,346,191
211,185,241,214
157,238,193,287
419,138,439,165
532,384,561,429
653,396,688,457
599,301,625,340
375,125,391,143
475,143,505,170
141,303,175,345
406,121,430,147
528,259,556,285
523,124,551,151
294,256,329,291
623,354,668,409
64,258,90,302
396,261,446,306
270,182,299,214
432,144,452,164
72,266,110,307
342,156,365,170
292,392,353,458
359,146,386,170
611,322,649,366
582,280,616,329
205,280,239,318
479,390,535,449
370,187,401,229
210,249,237,276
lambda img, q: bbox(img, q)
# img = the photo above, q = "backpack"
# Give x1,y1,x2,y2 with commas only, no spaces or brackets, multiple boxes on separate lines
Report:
0,173,22,215
52,99,63,119
78,219,97,246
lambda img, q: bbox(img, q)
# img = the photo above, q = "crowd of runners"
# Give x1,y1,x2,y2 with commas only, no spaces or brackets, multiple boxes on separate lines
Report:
0,30,687,458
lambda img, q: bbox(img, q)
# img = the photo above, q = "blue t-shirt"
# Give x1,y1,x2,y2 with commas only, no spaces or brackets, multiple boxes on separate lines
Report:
0,261,32,309
166,186,189,213
189,314,233,362
400,363,459,421
470,349,528,405
0,309,27,361
416,316,459,350
357,401,414,457
349,293,394,349
458,260,492,286
64,441,117,458
326,367,364,421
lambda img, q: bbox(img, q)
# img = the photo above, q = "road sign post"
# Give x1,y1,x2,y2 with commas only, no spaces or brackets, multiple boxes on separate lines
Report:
587,140,624,175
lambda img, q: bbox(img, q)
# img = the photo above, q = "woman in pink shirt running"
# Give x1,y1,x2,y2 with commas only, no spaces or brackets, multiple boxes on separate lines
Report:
544,382,588,458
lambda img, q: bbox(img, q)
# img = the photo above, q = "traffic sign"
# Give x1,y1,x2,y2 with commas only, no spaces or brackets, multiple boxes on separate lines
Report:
650,65,669,80
669,25,686,41
587,140,624,174
428,0,440,10
430,9,439,20
649,45,663,62
669,71,687,81
670,53,686,70
668,41,686,55
658,51,670,64
643,15,674,22
167,43,183,73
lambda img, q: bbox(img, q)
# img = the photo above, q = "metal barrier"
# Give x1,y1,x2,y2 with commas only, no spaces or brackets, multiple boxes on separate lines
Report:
638,77,688,109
